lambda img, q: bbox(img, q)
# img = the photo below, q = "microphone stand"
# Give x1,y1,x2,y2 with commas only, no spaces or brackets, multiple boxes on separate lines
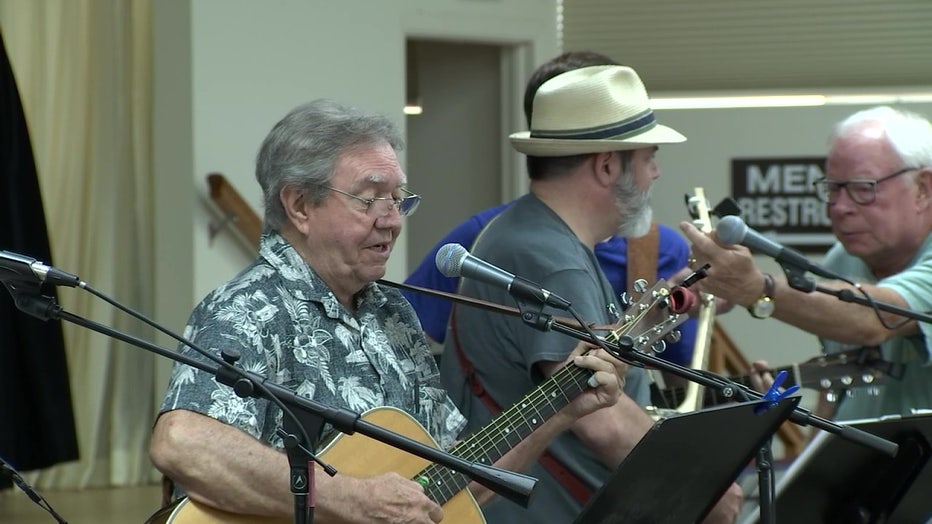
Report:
0,281,539,520
780,264,932,325
518,304,896,524
518,305,896,448
1,457,69,524
383,279,899,524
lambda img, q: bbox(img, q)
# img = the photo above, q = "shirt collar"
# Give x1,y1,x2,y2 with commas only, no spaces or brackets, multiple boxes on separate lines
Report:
259,230,389,314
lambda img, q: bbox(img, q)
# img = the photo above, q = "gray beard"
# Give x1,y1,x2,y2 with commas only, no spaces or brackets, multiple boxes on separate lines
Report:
614,175,653,238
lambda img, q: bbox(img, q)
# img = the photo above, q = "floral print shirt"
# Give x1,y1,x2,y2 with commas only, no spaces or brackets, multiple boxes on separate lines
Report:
160,230,466,452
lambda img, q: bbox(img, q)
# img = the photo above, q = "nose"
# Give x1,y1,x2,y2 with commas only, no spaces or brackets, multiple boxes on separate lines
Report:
826,188,858,218
375,205,404,229
828,185,855,207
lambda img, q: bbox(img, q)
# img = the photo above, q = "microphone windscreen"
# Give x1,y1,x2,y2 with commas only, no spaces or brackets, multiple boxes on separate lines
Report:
436,243,468,277
715,215,747,246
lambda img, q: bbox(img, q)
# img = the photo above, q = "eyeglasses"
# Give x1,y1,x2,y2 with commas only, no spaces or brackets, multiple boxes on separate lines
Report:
322,185,421,217
812,167,918,205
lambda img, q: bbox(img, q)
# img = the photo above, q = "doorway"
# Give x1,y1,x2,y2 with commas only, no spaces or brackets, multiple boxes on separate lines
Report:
404,39,510,269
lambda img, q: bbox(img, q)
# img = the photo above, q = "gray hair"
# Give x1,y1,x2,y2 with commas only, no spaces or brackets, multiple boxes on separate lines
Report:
255,99,405,230
832,106,932,169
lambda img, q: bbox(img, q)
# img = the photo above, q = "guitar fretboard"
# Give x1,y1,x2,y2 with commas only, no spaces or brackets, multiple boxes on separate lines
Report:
415,363,592,504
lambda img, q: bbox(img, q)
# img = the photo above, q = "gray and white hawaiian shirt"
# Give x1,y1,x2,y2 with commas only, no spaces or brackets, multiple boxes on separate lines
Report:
160,230,466,452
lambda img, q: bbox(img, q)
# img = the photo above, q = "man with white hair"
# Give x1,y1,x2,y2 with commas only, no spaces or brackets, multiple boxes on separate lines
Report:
682,106,932,422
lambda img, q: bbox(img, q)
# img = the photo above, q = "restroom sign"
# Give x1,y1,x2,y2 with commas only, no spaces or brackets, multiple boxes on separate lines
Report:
731,157,835,252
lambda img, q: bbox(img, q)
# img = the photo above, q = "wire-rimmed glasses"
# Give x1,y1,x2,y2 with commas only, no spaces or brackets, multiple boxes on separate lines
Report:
812,167,919,205
322,185,421,217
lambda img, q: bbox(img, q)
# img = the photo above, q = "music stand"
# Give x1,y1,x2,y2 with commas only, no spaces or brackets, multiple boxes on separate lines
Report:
746,413,932,524
574,396,799,524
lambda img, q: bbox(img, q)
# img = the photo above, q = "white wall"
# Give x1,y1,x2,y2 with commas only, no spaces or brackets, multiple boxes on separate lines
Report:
152,0,558,328
405,40,504,265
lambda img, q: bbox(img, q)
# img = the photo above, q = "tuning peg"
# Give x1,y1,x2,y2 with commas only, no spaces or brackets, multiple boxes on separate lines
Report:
650,340,667,354
861,373,876,384
664,330,682,344
632,279,648,294
618,292,634,310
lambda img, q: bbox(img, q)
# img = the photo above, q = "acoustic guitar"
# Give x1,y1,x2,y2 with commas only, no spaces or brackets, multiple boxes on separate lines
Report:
651,345,898,411
148,279,690,524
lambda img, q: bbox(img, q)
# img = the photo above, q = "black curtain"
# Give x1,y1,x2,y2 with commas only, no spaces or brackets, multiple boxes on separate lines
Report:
0,28,79,486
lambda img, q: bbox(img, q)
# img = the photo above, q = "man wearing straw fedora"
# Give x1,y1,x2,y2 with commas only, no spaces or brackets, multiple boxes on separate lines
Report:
403,51,701,376
439,65,743,523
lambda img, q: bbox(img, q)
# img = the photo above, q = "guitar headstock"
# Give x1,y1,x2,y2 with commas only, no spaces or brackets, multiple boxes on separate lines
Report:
684,189,741,234
796,346,900,391
605,279,692,355
686,188,715,234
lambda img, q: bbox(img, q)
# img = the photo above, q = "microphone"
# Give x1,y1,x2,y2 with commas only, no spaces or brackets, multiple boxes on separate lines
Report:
0,250,83,288
715,216,845,280
435,243,571,309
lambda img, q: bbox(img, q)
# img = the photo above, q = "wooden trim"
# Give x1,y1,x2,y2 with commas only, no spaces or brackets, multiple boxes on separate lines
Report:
206,172,262,253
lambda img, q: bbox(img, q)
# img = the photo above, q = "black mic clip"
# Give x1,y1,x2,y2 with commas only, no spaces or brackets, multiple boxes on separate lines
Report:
779,262,817,293
0,279,62,321
678,263,711,289
518,308,553,331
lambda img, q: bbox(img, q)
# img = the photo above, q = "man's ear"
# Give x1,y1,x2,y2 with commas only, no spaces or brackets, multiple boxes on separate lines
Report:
916,168,932,211
591,151,618,187
280,185,311,233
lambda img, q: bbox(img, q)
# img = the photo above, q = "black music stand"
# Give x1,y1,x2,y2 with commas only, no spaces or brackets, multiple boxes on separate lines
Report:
748,413,932,524
574,397,799,524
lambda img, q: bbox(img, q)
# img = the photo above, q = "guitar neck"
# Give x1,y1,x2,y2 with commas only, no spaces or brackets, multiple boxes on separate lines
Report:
417,363,591,504
676,186,716,413
658,364,797,408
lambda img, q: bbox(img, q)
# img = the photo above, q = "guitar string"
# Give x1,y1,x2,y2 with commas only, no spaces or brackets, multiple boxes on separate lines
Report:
418,363,588,503
424,365,586,501
417,288,674,501
416,299,652,501
416,288,674,503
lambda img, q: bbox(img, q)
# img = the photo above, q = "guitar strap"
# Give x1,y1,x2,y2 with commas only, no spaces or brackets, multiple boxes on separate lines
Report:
625,222,660,291
449,307,594,505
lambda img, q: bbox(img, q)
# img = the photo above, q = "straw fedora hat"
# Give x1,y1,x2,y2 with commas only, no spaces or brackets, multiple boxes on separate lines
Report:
510,65,686,157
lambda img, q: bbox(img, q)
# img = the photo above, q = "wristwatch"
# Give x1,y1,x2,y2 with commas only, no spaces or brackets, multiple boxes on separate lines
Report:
748,273,775,319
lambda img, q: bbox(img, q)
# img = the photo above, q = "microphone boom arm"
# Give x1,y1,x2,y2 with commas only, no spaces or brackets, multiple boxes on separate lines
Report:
782,262,932,326
543,312,898,457
3,285,538,508
384,279,899,459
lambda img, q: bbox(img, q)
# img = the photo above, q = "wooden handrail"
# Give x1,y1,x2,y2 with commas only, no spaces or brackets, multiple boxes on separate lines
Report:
206,172,262,253
709,321,807,459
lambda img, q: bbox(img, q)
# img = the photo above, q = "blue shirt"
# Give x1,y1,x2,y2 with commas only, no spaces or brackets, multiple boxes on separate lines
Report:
403,203,698,366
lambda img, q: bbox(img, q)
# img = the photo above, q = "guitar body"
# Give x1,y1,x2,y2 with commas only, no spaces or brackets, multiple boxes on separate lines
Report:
153,407,484,524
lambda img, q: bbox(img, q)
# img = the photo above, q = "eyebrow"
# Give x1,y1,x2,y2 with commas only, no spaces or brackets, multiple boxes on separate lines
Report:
363,172,408,186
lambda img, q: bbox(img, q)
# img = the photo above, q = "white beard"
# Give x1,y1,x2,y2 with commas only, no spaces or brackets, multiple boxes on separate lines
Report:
614,173,653,238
